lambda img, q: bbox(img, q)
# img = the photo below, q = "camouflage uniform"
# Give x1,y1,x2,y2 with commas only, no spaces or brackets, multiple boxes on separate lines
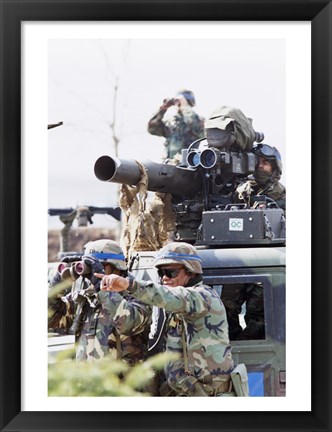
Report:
48,239,151,364
48,289,151,363
126,242,234,396
235,177,286,210
148,90,205,160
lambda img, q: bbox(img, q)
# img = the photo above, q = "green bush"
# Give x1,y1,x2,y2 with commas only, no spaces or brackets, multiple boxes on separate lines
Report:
48,349,178,397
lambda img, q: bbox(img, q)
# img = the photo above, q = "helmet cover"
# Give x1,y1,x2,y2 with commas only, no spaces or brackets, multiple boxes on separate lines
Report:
83,239,127,271
154,242,203,274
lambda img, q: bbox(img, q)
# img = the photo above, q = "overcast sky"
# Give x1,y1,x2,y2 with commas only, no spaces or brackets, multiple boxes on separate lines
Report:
48,37,285,229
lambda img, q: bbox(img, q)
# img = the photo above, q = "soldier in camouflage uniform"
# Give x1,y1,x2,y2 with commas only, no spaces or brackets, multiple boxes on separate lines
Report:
235,143,286,210
96,242,235,397
48,239,151,364
222,144,286,341
147,89,205,161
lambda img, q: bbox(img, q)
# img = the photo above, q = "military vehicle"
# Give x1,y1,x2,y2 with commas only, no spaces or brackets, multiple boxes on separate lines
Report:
128,247,285,397
93,109,286,397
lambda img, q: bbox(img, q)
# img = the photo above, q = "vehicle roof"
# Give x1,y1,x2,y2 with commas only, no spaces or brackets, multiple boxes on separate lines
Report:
198,246,285,269
134,246,285,270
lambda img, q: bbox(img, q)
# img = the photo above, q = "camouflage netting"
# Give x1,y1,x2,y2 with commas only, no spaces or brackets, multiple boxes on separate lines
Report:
205,106,256,151
119,161,176,259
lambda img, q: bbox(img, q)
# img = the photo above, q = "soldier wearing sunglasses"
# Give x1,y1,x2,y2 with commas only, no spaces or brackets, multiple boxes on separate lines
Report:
96,242,236,397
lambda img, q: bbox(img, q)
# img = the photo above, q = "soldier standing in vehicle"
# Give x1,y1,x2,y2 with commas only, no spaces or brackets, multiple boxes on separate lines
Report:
96,242,237,397
147,89,205,161
48,239,151,364
235,143,286,210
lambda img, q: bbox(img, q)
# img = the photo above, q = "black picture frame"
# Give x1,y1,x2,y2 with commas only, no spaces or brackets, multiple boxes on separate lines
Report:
0,1,331,431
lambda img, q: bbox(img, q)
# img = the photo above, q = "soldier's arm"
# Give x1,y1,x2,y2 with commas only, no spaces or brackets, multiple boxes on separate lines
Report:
48,290,75,330
127,279,211,319
265,183,286,211
97,273,211,317
276,184,286,211
98,291,151,335
147,108,168,137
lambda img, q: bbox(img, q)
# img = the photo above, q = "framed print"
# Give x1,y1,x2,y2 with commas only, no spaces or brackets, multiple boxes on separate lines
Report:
1,0,331,431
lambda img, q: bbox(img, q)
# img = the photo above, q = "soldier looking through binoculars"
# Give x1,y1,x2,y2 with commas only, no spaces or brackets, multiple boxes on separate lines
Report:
48,239,151,364
147,89,205,161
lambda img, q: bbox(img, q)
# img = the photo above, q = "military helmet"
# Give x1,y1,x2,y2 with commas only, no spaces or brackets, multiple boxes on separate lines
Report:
176,89,196,107
252,143,283,174
154,242,203,274
83,239,127,271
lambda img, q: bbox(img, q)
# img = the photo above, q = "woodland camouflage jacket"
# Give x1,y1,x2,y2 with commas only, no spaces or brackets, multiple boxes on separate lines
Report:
148,107,205,159
48,287,151,364
126,278,234,395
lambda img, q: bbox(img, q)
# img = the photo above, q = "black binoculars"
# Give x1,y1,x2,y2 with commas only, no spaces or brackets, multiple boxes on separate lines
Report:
57,260,93,281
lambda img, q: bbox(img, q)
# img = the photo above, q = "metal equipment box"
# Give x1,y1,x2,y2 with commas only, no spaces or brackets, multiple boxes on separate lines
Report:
201,208,285,245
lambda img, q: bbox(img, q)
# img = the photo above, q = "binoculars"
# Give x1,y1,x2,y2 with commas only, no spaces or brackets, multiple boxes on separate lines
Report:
57,260,93,281
163,97,180,107
186,147,256,174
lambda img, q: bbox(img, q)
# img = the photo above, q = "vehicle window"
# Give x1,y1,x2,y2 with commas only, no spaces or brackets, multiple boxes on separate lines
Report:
220,282,265,341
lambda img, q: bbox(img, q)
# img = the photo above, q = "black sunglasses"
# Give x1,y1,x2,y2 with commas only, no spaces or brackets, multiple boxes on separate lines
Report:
157,268,182,279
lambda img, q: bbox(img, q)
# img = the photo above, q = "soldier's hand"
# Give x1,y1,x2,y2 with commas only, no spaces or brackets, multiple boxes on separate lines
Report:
162,98,174,109
82,255,104,286
94,273,129,292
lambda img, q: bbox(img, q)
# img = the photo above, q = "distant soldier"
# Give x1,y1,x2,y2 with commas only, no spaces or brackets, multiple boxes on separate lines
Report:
48,239,151,364
96,242,237,397
148,89,205,161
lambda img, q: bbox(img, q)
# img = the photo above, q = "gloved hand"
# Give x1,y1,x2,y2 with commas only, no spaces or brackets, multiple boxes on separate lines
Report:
81,255,104,287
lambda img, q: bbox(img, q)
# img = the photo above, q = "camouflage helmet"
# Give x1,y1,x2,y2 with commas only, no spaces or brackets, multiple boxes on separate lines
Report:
176,89,196,107
252,143,283,174
154,242,203,274
83,239,127,271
